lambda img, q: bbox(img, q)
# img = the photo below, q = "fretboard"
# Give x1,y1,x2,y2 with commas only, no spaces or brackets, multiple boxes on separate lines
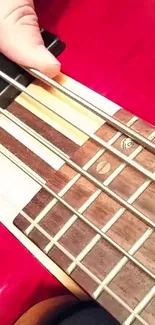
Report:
0,65,155,325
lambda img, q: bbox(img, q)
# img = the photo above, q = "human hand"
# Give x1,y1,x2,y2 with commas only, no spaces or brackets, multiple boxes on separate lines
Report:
0,0,61,78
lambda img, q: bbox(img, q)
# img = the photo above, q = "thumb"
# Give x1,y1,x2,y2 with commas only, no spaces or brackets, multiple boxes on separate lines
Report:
0,0,61,78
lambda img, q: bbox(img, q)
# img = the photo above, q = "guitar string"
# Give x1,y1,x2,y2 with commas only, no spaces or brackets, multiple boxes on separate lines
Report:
16,128,153,322
14,118,154,279
0,75,155,276
0,108,69,159
0,117,153,322
20,209,152,325
0,70,154,322
2,66,154,155
0,160,154,318
66,131,155,274
0,108,155,229
0,71,155,182
0,30,46,97
124,286,155,325
20,115,138,236
0,145,154,281
28,68,155,155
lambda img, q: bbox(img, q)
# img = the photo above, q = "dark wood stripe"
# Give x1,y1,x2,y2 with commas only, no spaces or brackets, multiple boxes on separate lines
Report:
0,127,55,183
62,177,97,209
82,239,123,280
12,107,155,324
23,188,53,220
135,232,155,273
72,123,117,167
134,182,155,222
131,118,155,138
59,219,96,256
39,202,74,238
109,261,154,309
39,176,97,239
98,291,130,323
28,228,50,250
14,213,31,232
136,148,155,172
139,298,155,325
13,211,155,323
48,246,72,270
114,109,155,138
109,166,146,200
0,128,77,193
107,210,148,251
7,102,79,157
71,267,98,295
84,192,121,229
114,109,135,124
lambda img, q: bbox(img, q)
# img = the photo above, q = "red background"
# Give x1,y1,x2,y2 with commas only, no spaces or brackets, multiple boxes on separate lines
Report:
1,1,155,324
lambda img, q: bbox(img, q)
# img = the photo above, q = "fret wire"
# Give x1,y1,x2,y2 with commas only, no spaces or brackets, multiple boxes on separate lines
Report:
44,214,78,254
26,182,154,279
1,71,155,324
67,130,155,275
1,146,154,280
124,286,155,325
92,228,154,300
45,165,154,263
92,132,155,181
20,211,151,325
25,177,80,236
67,179,152,275
21,211,102,284
28,68,155,155
1,64,154,325
7,115,154,258
0,111,154,227
1,71,155,182
25,116,138,236
1,145,155,279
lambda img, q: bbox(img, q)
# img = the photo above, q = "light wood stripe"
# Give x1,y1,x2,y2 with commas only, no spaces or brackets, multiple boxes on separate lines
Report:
7,101,79,157
0,152,41,221
1,71,155,325
0,114,64,170
15,79,104,146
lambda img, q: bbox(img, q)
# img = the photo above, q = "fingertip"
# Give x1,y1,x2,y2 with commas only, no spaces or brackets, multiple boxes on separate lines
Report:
41,62,61,79
34,46,61,78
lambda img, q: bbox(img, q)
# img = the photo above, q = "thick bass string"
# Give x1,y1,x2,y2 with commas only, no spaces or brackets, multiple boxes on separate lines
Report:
0,72,155,325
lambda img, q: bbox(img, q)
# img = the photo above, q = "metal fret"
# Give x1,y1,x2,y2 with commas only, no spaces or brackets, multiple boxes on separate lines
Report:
0,109,154,228
0,145,154,280
19,210,152,325
0,111,137,236
92,228,154,299
25,124,155,257
1,68,155,325
28,68,155,155
1,71,155,181
124,287,155,325
67,173,155,275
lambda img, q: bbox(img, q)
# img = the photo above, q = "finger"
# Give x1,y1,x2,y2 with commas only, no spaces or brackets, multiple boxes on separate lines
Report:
0,0,61,78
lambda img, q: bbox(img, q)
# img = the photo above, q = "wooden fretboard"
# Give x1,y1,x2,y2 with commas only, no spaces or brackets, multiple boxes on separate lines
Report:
0,65,155,325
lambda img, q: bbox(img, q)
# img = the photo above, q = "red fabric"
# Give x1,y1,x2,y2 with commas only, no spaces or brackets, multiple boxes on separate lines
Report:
36,0,155,125
1,2,155,324
0,224,67,325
